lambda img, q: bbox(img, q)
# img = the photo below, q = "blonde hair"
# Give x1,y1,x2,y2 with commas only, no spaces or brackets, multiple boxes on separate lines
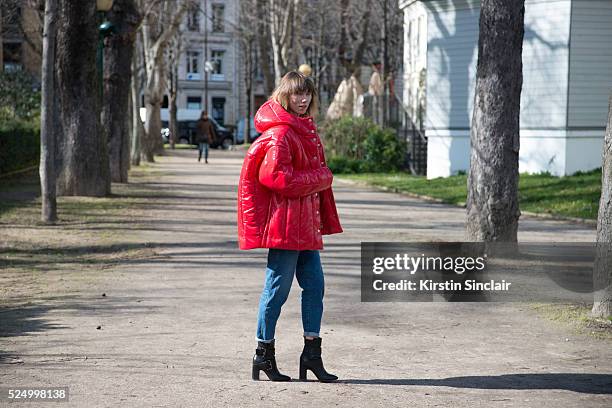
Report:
270,71,319,117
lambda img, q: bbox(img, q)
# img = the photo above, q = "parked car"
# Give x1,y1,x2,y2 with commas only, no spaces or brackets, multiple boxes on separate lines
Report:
236,116,261,144
161,117,235,149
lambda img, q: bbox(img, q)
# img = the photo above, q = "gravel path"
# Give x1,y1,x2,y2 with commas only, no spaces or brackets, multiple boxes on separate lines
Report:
1,148,610,407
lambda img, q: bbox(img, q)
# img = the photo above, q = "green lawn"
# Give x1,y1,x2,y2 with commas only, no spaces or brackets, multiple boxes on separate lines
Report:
336,169,601,220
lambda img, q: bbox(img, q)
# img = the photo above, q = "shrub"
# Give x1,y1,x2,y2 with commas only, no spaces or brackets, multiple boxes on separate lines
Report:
0,70,41,122
321,116,406,173
0,120,40,175
327,156,362,174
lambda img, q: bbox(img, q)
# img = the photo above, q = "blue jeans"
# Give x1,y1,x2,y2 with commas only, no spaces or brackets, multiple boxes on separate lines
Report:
198,142,209,160
256,248,325,343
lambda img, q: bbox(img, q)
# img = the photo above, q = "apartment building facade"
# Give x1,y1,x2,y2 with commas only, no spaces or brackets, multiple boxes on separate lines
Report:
175,0,245,127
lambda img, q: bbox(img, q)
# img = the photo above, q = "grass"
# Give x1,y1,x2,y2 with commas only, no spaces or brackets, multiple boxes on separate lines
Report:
163,143,196,150
0,164,166,304
336,169,601,220
529,303,612,340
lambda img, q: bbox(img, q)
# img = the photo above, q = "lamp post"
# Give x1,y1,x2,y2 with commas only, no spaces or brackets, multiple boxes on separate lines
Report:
203,0,209,112
97,0,115,100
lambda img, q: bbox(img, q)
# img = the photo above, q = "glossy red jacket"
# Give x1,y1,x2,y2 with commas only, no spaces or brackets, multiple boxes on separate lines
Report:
237,99,343,250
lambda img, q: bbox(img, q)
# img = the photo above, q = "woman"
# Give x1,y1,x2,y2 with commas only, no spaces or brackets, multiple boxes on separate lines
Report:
195,110,216,163
237,71,343,382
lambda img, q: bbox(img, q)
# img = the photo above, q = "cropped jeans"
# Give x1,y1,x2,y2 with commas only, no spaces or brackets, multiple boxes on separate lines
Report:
256,248,325,343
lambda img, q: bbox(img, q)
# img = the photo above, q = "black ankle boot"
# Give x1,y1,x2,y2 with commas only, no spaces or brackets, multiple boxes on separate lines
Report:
299,337,338,382
252,340,291,381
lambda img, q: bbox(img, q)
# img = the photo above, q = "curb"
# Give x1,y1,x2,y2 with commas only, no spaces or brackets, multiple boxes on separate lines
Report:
334,176,597,227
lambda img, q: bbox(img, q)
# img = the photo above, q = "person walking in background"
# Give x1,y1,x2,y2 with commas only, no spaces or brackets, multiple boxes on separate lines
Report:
195,110,216,163
237,71,343,382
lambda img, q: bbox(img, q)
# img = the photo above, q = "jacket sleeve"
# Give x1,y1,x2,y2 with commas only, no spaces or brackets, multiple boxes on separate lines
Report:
209,123,217,141
258,133,333,198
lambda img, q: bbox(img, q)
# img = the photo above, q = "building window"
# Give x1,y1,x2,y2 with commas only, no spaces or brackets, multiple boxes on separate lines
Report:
212,97,225,125
186,50,201,80
211,4,224,32
3,42,23,72
187,6,200,32
210,50,224,79
187,96,202,110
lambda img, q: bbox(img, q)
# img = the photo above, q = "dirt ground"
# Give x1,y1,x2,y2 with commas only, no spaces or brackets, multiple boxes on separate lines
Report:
1,148,610,407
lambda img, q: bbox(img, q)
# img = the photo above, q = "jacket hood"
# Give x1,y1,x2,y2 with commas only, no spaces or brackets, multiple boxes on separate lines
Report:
254,99,312,134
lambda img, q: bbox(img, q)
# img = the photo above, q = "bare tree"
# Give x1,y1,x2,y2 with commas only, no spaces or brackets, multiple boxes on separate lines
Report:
165,29,185,150
466,0,525,242
592,92,612,318
140,0,191,162
268,0,303,85
39,0,57,222
103,0,141,183
54,0,110,196
255,0,275,96
130,47,145,166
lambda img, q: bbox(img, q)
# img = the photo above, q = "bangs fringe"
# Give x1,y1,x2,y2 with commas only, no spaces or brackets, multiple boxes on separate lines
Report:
271,71,319,117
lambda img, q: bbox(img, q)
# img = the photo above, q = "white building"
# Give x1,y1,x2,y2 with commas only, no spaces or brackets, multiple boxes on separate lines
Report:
400,0,612,178
176,0,242,126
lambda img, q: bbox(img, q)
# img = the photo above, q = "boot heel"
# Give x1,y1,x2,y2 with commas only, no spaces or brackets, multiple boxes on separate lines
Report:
299,361,308,381
252,366,260,380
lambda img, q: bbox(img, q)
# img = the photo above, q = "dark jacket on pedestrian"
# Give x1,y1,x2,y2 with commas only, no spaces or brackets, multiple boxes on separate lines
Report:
195,118,216,144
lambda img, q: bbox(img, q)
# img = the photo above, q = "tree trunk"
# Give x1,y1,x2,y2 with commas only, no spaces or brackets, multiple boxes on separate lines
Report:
55,0,110,196
40,0,57,223
140,2,189,160
256,0,275,96
466,0,524,242
102,0,139,183
130,60,143,167
591,92,612,318
0,5,3,72
143,83,162,162
245,38,253,142
169,89,178,149
269,0,284,84
168,34,180,150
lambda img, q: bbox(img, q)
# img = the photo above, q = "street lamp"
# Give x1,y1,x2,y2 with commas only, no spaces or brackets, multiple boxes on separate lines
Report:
97,0,115,99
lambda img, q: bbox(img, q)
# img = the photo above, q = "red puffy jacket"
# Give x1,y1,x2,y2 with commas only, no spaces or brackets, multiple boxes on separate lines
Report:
237,99,343,250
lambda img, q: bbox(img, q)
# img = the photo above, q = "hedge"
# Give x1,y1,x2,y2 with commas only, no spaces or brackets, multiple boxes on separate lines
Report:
0,121,40,176
320,116,406,174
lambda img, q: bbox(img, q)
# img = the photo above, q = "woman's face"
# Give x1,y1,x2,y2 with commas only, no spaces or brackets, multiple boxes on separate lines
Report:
288,92,312,116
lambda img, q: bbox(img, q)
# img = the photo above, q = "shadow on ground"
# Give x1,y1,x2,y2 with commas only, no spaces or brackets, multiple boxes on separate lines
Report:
337,373,612,394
